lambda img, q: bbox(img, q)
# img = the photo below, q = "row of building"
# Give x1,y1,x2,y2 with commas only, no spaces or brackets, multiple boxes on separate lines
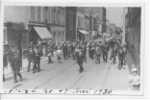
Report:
4,6,106,50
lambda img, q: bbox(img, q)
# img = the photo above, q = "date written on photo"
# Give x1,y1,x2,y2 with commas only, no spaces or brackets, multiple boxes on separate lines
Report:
4,89,112,95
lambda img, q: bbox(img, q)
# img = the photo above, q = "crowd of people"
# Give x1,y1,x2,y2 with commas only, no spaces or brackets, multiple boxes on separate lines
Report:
3,38,128,83
26,39,127,74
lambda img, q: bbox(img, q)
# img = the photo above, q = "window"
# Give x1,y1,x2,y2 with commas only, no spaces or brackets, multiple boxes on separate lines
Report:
37,7,41,22
49,8,52,23
52,8,55,24
43,7,48,23
30,7,35,21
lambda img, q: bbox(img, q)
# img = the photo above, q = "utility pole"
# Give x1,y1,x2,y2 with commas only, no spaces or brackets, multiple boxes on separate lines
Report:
122,8,127,45
102,7,106,34
76,9,78,41
89,9,93,40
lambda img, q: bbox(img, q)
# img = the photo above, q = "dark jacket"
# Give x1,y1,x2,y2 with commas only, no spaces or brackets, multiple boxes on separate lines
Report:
33,48,41,64
3,53,8,67
7,50,21,72
75,49,84,64
27,49,34,61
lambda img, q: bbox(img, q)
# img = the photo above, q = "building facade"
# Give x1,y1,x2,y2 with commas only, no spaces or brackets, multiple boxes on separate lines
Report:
29,7,66,44
65,7,106,41
29,7,106,42
65,7,77,41
76,7,106,40
125,7,141,74
4,6,106,46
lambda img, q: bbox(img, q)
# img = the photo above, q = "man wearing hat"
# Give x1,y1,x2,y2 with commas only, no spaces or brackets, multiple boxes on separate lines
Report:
3,44,9,82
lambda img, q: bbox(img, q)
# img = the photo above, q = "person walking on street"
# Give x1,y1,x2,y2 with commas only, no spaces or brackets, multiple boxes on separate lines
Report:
3,45,9,82
47,46,53,64
118,46,124,70
91,43,96,60
75,45,84,73
56,46,63,63
110,42,118,64
33,46,41,73
7,45,23,83
3,52,7,82
102,42,109,63
63,42,67,59
95,43,102,64
88,42,92,59
122,44,127,65
27,47,34,72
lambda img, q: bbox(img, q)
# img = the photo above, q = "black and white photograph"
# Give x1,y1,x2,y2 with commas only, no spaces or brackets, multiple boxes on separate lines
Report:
1,4,142,95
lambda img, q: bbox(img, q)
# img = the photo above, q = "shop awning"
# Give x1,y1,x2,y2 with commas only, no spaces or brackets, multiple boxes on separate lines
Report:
34,27,52,39
79,30,89,35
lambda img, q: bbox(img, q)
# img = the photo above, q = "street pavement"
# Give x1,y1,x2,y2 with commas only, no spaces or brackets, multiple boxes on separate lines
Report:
3,55,130,90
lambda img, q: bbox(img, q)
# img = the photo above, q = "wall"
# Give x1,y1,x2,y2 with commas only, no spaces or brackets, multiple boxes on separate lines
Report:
125,8,141,74
66,7,77,41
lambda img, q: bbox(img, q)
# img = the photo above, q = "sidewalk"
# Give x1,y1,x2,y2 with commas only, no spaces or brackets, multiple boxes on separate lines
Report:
4,57,48,80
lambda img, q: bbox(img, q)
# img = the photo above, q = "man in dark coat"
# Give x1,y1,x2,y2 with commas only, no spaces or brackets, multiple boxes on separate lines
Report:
122,44,127,65
27,47,34,72
3,44,9,82
47,46,53,64
75,46,84,73
88,42,92,59
3,53,7,82
95,43,102,64
110,42,118,64
118,46,124,70
7,46,23,83
62,42,67,59
102,42,109,63
90,43,96,60
33,46,41,73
